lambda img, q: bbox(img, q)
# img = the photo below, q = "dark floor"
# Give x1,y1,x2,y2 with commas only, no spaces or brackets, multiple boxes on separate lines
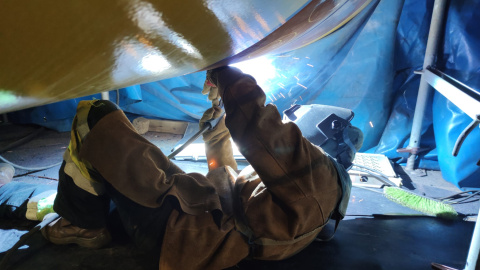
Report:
0,123,478,269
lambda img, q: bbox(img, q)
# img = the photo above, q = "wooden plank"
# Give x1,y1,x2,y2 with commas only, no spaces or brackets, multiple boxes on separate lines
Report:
132,117,188,135
132,117,150,135
149,119,188,135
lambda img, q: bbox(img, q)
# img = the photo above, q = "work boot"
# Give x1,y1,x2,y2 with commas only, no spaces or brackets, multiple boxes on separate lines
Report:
41,216,111,249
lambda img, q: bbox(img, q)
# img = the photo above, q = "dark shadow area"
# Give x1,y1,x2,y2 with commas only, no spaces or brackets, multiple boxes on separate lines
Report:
228,215,472,270
0,215,473,270
392,163,415,190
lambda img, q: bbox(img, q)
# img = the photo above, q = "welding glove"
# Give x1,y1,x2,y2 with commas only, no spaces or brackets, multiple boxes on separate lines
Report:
200,106,237,171
202,66,247,102
202,79,220,107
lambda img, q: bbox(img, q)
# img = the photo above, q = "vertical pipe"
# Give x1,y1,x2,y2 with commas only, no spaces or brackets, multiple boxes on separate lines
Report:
465,207,480,270
406,0,448,170
101,91,109,101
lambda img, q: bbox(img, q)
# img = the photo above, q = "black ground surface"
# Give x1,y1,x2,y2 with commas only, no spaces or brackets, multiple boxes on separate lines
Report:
0,124,478,269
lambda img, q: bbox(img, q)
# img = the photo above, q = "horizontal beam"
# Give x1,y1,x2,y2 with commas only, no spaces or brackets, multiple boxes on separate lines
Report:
423,66,480,120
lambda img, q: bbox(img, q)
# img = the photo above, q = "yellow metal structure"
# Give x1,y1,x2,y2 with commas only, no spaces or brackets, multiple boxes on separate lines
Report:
0,0,370,113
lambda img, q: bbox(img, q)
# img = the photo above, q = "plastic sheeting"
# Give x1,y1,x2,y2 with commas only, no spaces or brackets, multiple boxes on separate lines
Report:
374,0,480,189
7,88,142,131
6,0,480,189
432,0,480,190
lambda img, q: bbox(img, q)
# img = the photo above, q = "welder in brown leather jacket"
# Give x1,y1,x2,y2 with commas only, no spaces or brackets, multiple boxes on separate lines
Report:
41,66,362,270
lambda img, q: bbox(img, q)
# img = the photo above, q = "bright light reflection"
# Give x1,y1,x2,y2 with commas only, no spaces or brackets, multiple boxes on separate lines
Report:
130,0,202,59
141,54,171,73
232,57,276,92
0,90,17,107
174,141,244,160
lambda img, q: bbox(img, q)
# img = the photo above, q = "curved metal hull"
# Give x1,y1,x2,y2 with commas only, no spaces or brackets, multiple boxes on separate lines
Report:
0,0,369,113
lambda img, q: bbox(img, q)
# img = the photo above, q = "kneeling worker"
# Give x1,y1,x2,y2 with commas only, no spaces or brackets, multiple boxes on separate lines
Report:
42,66,363,269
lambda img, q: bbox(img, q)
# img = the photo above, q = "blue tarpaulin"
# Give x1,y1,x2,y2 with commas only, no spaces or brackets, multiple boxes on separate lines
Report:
8,0,480,189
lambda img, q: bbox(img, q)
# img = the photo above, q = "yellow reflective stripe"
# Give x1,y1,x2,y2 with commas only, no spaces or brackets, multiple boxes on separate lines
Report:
68,100,98,183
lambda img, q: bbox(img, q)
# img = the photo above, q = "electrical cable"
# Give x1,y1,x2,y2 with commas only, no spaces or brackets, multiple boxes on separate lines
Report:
437,190,480,200
0,154,62,171
443,191,480,205
352,162,477,207
350,164,396,187
0,127,63,171
351,163,394,183
0,213,59,269
353,185,384,194
350,167,392,186
0,127,45,154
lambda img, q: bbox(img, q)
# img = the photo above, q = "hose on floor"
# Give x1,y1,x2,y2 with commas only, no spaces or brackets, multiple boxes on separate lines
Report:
0,127,63,171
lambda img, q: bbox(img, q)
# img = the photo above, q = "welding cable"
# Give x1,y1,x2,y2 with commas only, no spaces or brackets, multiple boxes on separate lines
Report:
353,185,384,194
351,163,393,182
0,127,62,171
351,167,392,186
0,213,59,269
440,191,480,205
0,154,62,171
437,190,480,201
350,164,396,186
0,127,44,154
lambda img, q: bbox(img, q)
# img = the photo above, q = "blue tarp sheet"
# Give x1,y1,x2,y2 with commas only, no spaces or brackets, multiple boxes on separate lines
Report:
8,0,480,189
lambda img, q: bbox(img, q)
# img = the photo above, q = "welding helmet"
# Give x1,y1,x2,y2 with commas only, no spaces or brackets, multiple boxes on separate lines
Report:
283,104,363,170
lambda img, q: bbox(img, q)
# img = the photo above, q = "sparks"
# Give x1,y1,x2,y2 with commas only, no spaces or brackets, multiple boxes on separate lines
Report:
299,96,303,100
307,64,314,67
293,57,300,60
279,93,285,98
294,76,299,81
297,83,307,89
369,121,374,127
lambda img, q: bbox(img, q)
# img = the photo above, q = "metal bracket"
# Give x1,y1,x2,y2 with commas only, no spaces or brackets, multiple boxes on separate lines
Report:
452,114,480,166
452,114,480,157
422,67,480,165
397,147,430,155
423,67,480,121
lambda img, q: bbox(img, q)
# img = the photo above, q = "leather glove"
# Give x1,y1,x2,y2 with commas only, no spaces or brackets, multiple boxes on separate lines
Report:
199,106,223,130
202,66,247,102
201,79,220,107
199,106,237,171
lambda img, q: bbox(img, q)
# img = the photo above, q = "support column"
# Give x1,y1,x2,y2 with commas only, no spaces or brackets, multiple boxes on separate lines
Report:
405,0,447,171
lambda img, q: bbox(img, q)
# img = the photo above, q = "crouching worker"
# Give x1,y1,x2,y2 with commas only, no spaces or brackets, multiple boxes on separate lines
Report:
41,67,363,270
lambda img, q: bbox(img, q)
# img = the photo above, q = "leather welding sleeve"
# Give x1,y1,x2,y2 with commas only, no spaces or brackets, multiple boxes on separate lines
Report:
200,107,238,171
213,67,341,250
77,110,224,215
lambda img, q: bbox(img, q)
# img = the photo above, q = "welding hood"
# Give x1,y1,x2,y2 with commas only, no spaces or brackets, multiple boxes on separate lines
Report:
283,104,363,224
283,104,363,170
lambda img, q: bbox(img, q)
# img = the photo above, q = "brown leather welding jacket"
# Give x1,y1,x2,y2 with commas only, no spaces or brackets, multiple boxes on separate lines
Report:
78,69,342,270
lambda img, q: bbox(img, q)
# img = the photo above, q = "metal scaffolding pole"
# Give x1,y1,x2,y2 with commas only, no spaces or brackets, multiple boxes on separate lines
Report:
101,91,110,101
405,0,447,171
